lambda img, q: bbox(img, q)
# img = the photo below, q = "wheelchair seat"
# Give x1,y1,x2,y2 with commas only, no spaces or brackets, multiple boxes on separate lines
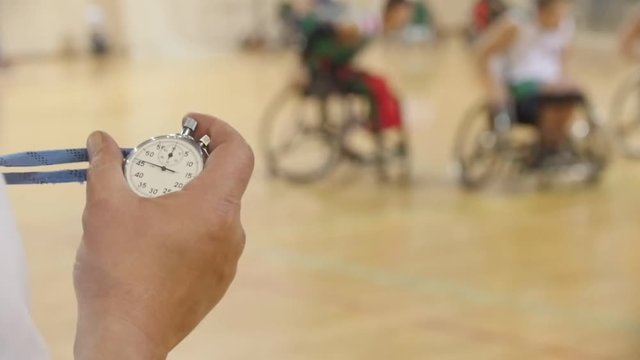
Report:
301,73,351,99
501,89,589,127
535,90,586,105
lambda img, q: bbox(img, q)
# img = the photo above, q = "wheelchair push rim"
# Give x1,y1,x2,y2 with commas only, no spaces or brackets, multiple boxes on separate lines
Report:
453,103,500,189
565,107,610,184
612,74,640,159
260,85,342,184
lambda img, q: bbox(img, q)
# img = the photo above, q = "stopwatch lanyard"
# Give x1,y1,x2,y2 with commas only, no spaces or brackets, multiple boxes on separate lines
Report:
0,148,133,185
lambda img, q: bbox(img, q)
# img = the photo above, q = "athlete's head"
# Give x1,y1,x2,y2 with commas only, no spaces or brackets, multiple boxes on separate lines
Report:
536,0,572,29
384,0,414,31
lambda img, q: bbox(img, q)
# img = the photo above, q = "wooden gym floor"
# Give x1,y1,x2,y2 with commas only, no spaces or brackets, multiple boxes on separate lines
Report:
2,38,640,359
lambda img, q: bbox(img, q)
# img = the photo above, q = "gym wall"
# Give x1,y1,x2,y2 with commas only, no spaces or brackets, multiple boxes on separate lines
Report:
0,0,124,59
0,0,85,58
0,0,636,60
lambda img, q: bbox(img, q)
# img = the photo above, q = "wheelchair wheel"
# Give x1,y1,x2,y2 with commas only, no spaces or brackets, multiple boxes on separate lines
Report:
376,129,412,184
260,86,342,184
453,103,500,189
612,74,640,158
336,96,411,183
338,96,379,165
569,109,610,183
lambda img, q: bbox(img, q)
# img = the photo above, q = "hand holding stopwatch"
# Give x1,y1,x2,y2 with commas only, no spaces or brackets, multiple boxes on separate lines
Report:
74,114,254,357
0,117,211,199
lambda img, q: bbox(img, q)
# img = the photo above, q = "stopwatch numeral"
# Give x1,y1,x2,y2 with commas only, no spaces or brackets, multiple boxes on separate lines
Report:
156,144,163,150
162,188,173,194
186,161,194,167
185,173,193,179
174,182,184,189
145,151,155,157
135,160,145,167
138,182,147,189
149,188,159,195
184,151,190,157
134,172,144,179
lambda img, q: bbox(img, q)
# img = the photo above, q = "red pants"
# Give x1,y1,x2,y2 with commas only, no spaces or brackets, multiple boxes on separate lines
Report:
336,68,404,130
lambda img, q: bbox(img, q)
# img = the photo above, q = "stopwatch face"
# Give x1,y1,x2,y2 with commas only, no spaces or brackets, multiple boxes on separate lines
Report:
124,136,205,198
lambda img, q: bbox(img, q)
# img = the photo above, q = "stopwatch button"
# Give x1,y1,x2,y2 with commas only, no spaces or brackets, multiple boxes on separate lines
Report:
200,135,211,148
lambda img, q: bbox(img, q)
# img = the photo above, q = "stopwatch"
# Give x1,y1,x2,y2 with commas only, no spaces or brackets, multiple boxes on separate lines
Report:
123,117,210,198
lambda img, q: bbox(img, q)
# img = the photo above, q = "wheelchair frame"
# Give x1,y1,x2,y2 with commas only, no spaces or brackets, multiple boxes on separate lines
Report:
453,95,609,190
260,75,410,184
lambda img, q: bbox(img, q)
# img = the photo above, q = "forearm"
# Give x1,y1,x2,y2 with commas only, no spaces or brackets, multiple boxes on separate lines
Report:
478,55,506,101
474,18,517,102
75,312,167,360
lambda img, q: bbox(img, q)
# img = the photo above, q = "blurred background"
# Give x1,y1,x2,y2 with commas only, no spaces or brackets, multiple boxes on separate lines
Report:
3,0,640,359
0,0,635,59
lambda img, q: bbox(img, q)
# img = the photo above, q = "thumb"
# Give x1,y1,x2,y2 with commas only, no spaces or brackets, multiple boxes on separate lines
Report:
86,131,129,202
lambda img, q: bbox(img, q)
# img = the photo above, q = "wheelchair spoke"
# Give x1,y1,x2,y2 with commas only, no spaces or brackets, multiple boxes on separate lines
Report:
619,118,640,136
467,145,488,163
462,132,496,163
261,89,344,184
274,121,302,154
275,121,319,155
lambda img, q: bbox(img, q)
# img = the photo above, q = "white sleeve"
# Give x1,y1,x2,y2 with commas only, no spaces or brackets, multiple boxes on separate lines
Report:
0,179,49,360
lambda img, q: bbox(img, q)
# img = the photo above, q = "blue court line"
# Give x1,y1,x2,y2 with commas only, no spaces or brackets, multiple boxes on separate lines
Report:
260,247,640,335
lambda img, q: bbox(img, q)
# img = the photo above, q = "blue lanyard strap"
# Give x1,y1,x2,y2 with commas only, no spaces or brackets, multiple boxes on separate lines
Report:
4,170,90,185
1,148,133,185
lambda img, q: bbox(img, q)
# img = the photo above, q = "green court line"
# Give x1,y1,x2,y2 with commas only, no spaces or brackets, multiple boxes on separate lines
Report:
261,247,640,335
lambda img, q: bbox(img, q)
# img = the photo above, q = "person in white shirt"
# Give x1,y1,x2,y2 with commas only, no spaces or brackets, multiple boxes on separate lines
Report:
0,113,254,360
477,0,581,166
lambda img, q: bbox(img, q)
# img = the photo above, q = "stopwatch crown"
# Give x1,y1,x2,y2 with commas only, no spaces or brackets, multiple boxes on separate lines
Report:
182,117,198,132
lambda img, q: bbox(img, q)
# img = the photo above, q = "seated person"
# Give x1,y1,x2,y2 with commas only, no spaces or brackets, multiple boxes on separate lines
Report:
278,0,346,46
477,0,581,165
620,5,640,62
295,0,414,154
384,0,439,43
469,0,509,41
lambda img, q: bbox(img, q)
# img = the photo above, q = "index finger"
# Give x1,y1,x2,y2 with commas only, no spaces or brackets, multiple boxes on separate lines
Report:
183,113,255,205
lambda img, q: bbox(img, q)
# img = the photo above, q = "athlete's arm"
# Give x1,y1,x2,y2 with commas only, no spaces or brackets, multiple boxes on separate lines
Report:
336,23,365,46
475,18,518,105
621,9,640,62
559,44,574,86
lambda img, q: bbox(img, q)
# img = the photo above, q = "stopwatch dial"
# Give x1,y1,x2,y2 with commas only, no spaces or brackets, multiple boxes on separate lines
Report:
125,139,205,198
158,143,185,167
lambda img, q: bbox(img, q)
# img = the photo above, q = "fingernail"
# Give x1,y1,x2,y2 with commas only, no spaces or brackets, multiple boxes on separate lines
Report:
87,132,104,160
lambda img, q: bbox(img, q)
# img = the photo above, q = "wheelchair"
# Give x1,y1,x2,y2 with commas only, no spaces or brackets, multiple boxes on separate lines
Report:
453,94,610,190
611,71,640,158
260,74,410,184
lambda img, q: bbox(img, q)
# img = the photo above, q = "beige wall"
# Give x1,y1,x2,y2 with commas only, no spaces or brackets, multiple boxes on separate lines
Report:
121,0,253,57
0,0,85,57
0,0,569,59
0,0,486,58
120,0,484,58
0,0,125,58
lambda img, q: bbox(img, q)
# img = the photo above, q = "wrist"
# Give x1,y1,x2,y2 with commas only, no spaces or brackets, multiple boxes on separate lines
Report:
75,310,168,360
